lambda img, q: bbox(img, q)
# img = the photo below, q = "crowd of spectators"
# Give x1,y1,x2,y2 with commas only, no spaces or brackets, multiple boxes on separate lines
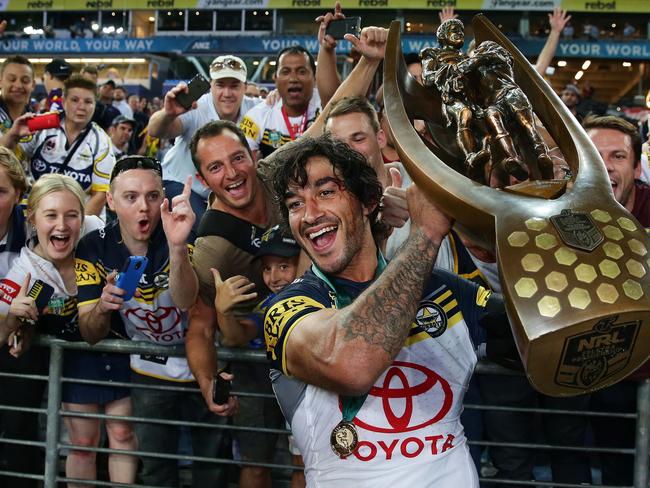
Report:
0,4,648,488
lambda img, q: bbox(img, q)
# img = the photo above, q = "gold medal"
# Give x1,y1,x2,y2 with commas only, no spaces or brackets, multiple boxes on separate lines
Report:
330,420,358,458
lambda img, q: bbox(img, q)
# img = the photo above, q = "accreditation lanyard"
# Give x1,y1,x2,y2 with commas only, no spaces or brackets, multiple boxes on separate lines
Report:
281,106,308,141
311,252,388,423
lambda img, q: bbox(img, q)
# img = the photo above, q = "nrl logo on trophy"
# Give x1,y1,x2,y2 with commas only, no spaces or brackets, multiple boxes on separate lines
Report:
383,15,650,396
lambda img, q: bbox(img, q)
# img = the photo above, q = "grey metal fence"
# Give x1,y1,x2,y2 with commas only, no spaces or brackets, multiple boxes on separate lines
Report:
0,336,647,488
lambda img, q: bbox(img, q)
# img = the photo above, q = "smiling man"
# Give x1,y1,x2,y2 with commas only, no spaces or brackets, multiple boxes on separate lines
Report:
0,56,35,132
148,55,257,231
240,46,321,159
263,134,501,487
186,120,284,488
76,156,235,488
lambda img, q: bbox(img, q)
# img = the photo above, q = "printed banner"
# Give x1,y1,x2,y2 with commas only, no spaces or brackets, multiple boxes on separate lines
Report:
0,0,648,11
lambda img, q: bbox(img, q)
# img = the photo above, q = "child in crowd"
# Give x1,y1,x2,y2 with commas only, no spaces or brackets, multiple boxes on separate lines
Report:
213,224,304,487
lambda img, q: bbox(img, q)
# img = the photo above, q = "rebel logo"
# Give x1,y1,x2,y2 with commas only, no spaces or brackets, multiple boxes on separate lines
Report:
125,306,182,337
351,361,453,433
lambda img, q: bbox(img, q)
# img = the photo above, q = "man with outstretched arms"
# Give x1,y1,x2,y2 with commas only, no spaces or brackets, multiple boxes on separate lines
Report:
264,135,501,486
76,156,235,487
148,55,257,228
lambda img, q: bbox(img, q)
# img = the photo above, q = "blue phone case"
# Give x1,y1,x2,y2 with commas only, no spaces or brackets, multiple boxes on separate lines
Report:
115,256,148,301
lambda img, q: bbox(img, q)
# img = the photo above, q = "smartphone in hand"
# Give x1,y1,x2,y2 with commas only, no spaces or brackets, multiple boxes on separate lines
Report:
27,280,54,313
212,374,231,405
325,17,361,40
174,74,211,110
115,256,148,301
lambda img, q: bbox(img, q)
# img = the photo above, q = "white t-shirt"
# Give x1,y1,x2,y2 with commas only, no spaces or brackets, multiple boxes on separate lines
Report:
161,93,258,198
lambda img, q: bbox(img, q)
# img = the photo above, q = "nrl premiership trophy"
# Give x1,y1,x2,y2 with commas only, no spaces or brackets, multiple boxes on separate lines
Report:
383,15,650,396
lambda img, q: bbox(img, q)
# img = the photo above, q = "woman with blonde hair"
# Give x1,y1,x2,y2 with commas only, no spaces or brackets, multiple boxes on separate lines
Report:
0,173,138,487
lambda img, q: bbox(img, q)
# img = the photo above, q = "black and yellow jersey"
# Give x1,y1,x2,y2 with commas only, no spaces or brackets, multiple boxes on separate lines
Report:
75,219,195,381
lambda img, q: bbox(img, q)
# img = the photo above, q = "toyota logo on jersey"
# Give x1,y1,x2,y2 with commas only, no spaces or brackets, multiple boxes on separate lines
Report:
352,361,453,433
125,306,183,342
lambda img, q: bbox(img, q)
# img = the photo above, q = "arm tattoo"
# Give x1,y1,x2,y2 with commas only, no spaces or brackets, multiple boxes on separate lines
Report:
340,229,438,357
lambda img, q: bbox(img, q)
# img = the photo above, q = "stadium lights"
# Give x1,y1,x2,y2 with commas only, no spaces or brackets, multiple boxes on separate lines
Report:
23,26,44,35
574,70,584,80
581,60,591,70
148,16,155,22
557,60,567,67
91,23,99,31
623,61,632,67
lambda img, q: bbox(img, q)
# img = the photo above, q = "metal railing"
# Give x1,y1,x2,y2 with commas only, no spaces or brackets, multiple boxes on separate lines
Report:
0,335,647,488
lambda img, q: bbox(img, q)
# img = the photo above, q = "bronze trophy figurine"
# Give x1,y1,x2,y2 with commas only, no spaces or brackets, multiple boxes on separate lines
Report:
383,15,650,397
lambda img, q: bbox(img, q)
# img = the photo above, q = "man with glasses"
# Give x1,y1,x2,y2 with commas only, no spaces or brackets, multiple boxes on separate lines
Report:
76,156,236,487
148,55,257,233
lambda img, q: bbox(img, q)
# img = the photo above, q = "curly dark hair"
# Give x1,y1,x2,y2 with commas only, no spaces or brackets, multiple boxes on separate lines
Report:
269,134,387,242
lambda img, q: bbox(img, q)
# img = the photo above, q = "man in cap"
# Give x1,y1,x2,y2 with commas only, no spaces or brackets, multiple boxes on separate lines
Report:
43,58,72,112
148,55,257,231
92,79,121,131
109,114,136,158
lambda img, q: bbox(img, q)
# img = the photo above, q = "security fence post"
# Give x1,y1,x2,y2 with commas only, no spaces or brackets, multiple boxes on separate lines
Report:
634,378,649,488
43,342,63,488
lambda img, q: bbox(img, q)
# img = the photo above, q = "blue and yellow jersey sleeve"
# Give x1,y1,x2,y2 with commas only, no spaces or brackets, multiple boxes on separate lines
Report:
75,230,108,309
263,272,332,375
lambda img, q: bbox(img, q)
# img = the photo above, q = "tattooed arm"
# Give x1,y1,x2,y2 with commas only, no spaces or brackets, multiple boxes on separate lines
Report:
284,185,451,395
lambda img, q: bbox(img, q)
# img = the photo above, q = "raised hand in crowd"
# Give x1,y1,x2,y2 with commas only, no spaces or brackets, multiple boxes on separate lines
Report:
211,268,258,347
345,26,388,64
315,0,345,105
0,112,35,149
548,7,571,34
160,175,196,250
213,270,257,317
439,6,458,23
164,80,199,116
315,0,345,51
380,167,409,229
535,7,571,75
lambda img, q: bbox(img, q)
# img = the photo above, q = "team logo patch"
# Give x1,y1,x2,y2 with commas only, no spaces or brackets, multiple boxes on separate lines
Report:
33,159,47,173
153,273,169,289
416,301,447,338
555,315,639,389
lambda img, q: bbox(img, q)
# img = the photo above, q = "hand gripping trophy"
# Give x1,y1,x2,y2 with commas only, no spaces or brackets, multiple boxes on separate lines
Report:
383,15,650,396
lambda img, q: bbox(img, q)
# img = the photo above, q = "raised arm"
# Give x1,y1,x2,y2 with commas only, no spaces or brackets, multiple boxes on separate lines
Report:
535,8,571,76
161,175,198,310
315,1,345,107
280,184,452,395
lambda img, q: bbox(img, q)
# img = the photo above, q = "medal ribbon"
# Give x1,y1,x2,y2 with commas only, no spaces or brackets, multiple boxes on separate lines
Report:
281,106,308,141
311,252,387,423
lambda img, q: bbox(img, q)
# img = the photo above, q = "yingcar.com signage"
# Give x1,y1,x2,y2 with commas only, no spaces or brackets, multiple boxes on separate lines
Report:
0,0,647,10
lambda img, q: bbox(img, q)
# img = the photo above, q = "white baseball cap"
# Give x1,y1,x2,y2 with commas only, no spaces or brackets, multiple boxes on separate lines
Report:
210,55,247,83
